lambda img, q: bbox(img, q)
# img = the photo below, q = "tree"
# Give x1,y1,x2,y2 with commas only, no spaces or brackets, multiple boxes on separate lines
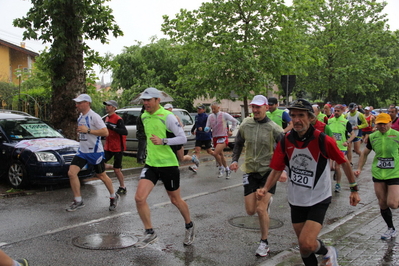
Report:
13,0,123,139
111,38,193,110
292,0,396,103
162,0,308,115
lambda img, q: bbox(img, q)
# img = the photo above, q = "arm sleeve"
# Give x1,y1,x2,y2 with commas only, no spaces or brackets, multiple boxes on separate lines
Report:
232,129,245,162
112,119,128,135
165,114,187,146
223,113,238,131
358,113,368,129
346,122,353,134
205,114,212,128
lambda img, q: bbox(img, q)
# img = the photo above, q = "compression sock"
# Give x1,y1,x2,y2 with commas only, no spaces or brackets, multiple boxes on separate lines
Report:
185,221,193,229
381,208,395,229
301,253,318,266
145,228,155,235
314,239,328,255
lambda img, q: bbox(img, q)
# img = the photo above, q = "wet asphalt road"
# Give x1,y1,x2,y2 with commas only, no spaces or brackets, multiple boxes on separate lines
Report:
0,148,377,265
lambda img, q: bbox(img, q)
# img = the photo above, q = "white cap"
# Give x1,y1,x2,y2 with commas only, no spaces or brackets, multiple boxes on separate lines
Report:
139,87,161,99
73,94,92,103
365,106,371,110
249,95,268,106
164,103,173,109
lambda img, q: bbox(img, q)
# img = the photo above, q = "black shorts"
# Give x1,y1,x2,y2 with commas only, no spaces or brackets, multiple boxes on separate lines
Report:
373,177,399,186
71,155,105,174
243,171,276,197
104,150,123,169
195,139,212,149
140,165,180,191
290,199,331,225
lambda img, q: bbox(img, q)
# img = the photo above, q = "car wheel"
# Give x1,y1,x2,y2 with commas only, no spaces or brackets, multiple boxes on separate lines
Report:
8,161,29,188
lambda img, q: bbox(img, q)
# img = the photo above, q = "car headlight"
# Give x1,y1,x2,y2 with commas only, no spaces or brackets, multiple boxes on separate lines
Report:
35,152,58,162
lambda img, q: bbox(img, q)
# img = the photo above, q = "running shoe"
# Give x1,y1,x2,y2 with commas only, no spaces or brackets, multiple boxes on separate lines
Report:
321,246,338,266
334,183,341,193
255,241,270,257
381,228,397,240
109,194,119,211
218,167,225,178
189,165,198,173
116,187,127,195
191,154,200,167
16,259,29,266
66,200,85,212
226,169,231,179
134,232,158,248
184,222,196,246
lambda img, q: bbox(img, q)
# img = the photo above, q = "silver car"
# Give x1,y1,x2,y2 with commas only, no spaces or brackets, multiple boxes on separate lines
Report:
114,107,196,154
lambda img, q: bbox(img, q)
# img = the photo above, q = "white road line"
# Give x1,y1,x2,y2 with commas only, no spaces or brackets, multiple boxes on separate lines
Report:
0,182,242,247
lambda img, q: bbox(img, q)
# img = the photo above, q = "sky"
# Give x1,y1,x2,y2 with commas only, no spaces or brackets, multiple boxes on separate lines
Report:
1,0,399,82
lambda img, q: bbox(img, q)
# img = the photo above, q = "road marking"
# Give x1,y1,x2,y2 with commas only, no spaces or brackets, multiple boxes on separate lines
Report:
0,183,242,247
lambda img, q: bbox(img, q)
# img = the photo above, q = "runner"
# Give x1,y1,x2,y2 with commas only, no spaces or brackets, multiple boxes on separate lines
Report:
258,99,360,266
355,113,399,240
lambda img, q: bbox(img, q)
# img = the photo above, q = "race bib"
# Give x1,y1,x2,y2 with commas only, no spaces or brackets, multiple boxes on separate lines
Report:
290,166,313,188
242,174,249,185
333,133,342,141
377,158,395,169
79,133,87,141
217,137,226,144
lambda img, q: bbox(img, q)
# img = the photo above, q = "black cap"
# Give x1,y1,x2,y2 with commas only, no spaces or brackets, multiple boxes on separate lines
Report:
196,104,205,109
348,102,357,110
268,97,278,105
288,99,314,113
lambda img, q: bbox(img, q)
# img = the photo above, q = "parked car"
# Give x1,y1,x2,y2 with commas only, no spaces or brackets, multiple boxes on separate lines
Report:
113,106,196,154
0,110,93,188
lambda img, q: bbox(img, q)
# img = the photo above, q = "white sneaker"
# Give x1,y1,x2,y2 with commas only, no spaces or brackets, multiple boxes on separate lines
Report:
218,168,224,178
189,165,198,173
255,241,269,257
321,246,338,266
225,169,231,179
381,228,397,240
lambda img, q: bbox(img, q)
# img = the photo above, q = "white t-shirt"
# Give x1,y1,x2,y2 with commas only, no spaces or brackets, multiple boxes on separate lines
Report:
77,109,106,153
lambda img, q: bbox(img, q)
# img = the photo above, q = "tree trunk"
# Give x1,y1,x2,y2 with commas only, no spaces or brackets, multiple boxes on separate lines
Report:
49,2,86,140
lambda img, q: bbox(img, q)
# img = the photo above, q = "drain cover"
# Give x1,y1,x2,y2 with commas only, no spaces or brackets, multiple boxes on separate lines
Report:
72,232,138,250
228,216,283,230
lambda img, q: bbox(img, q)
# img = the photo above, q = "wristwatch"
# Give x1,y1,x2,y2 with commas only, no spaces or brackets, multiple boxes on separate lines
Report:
162,138,168,145
87,128,91,134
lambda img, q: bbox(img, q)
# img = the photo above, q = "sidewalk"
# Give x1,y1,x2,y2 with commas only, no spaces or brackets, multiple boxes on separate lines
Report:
263,202,399,266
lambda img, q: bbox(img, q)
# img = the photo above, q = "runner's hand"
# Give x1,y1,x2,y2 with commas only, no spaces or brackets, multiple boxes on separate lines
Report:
349,192,360,206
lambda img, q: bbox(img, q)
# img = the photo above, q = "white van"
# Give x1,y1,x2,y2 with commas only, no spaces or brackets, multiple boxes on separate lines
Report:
114,107,195,154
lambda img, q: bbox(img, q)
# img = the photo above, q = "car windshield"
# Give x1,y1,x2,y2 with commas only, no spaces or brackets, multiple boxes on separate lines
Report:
0,119,63,140
173,110,194,126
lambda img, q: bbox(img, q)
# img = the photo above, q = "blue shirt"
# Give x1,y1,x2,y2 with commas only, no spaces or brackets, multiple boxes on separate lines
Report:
193,113,212,141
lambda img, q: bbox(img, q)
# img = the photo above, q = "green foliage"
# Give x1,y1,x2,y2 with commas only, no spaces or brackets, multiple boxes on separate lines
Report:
111,38,193,109
161,0,310,115
13,0,123,139
292,0,398,104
